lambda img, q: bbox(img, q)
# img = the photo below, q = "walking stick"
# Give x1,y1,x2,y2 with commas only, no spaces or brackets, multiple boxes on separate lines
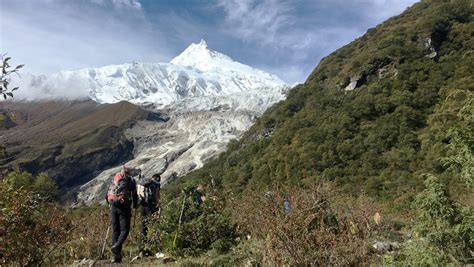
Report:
173,193,186,248
130,208,138,259
100,225,110,259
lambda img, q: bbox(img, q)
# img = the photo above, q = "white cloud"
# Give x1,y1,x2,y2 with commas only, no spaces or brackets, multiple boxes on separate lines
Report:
89,0,142,10
0,0,170,76
0,0,172,100
0,0,421,89
216,0,295,47
10,74,90,101
354,0,417,20
214,0,418,83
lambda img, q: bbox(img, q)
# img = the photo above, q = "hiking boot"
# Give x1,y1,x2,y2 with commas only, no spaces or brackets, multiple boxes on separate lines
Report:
111,244,120,255
111,253,122,263
111,244,122,263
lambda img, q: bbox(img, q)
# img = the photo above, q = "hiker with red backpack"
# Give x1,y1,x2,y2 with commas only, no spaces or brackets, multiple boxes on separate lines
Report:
105,166,138,263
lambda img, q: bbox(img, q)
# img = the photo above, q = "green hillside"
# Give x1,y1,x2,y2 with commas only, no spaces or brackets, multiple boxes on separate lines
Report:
178,0,473,204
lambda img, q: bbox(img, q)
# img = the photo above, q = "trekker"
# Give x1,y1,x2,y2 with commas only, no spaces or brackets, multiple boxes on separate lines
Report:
193,184,204,205
106,166,138,263
137,172,161,257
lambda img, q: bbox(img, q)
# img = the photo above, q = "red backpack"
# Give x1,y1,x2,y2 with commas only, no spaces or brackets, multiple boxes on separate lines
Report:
107,172,131,206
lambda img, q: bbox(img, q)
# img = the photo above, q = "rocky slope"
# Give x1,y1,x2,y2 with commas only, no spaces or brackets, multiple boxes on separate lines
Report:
75,86,289,204
0,100,164,193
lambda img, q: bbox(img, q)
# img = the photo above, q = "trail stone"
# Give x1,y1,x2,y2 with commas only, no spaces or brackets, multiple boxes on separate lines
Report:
372,241,392,253
72,258,96,267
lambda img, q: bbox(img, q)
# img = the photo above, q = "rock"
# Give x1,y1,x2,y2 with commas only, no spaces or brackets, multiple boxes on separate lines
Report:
377,66,397,79
373,212,382,225
391,242,401,250
372,241,400,253
244,259,259,267
155,252,174,263
377,67,389,79
403,233,412,241
424,37,433,49
155,252,166,259
345,75,361,91
72,258,96,267
424,37,438,60
367,58,392,75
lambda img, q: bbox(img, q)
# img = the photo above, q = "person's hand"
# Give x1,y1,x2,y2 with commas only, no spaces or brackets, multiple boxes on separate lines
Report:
153,208,161,219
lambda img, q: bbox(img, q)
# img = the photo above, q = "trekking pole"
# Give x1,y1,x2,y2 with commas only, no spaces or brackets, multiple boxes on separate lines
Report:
173,193,186,248
130,208,137,259
100,225,110,259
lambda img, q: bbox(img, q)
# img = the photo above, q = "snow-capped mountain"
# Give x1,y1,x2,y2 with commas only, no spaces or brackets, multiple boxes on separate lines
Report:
17,40,290,205
23,39,286,106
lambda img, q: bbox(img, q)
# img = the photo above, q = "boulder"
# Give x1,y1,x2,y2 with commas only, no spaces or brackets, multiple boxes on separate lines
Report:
345,75,361,91
372,240,401,253
424,37,438,59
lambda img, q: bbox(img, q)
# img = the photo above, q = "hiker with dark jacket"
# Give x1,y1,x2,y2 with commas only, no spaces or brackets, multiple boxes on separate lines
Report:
106,166,138,263
137,172,161,257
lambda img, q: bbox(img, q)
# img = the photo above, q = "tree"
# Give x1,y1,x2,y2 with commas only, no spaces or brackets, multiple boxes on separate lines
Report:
444,93,474,189
0,53,24,99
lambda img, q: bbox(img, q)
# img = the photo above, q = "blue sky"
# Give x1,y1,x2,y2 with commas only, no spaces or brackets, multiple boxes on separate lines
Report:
0,0,418,83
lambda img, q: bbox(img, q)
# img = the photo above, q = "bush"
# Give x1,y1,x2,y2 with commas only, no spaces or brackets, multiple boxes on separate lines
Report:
64,205,111,261
386,174,474,265
444,93,473,189
0,173,69,266
150,185,237,257
233,184,379,265
3,168,58,201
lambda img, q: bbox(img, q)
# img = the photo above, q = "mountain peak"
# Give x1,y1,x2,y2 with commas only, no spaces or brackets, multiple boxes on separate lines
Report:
197,38,207,48
170,39,233,69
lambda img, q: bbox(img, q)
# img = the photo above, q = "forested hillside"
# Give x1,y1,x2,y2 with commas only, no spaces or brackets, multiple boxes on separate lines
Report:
179,0,473,204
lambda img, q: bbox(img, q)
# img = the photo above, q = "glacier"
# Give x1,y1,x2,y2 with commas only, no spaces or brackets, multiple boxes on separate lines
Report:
18,39,290,204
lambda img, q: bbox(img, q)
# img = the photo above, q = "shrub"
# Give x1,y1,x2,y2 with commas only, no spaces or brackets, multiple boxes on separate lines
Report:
386,174,474,265
64,205,111,261
150,185,237,257
3,168,58,201
444,93,473,189
233,184,378,265
0,174,69,266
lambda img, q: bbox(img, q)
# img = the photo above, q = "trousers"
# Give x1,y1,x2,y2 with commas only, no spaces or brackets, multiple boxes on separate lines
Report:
139,204,156,251
110,204,131,258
